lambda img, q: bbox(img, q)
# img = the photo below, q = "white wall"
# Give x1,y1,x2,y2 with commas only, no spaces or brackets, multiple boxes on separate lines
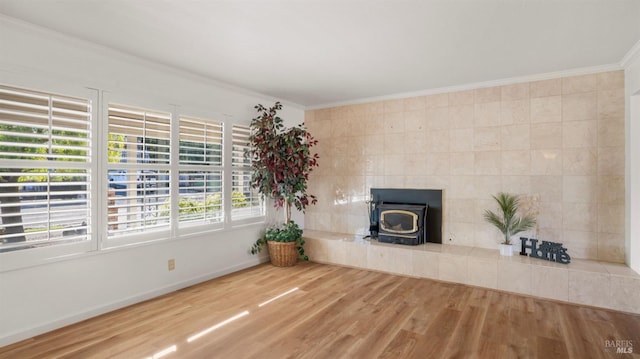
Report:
0,16,304,346
625,41,640,274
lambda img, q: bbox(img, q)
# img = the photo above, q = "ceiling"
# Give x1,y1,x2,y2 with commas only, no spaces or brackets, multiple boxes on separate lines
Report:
0,0,639,108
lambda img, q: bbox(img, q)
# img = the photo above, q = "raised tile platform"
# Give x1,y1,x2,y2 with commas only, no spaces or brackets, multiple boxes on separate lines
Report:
303,230,640,314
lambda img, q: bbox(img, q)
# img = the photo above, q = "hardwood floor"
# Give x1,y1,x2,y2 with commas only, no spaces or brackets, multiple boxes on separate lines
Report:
2,262,639,358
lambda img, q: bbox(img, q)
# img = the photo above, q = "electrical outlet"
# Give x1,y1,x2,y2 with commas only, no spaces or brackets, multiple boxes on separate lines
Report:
168,259,175,271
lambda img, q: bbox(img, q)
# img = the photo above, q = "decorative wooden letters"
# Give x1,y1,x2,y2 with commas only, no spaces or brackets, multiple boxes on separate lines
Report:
519,237,571,264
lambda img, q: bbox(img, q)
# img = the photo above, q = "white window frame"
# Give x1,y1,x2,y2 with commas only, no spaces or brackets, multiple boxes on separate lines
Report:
0,83,98,272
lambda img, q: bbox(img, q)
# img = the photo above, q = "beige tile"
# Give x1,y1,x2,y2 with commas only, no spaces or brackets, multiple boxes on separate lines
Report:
425,153,450,176
474,176,502,200
597,175,625,205
363,102,384,115
562,176,597,203
449,104,475,129
563,148,597,175
467,257,498,288
562,92,597,122
598,89,625,121
426,107,450,130
368,245,413,275
501,83,530,101
448,176,476,200
502,175,532,195
403,96,426,111
343,241,369,268
384,112,405,133
325,238,347,265
474,151,501,175
530,175,562,202
568,270,610,308
384,133,406,155
530,78,562,98
403,109,427,132
597,233,625,263
501,99,530,125
448,222,476,246
384,154,407,176
448,199,476,223
501,150,530,175
425,129,450,153
474,102,501,127
404,131,428,155
531,149,562,175
563,203,597,232
598,119,624,148
498,261,532,295
501,124,530,150
439,253,468,283
531,123,562,149
562,120,597,148
597,146,624,175
537,201,563,230
609,276,640,313
346,135,365,156
562,231,598,260
424,130,450,152
596,70,624,91
365,114,385,135
425,93,449,108
364,134,384,155
531,96,562,123
346,116,366,137
475,86,502,103
601,262,640,278
449,89,475,105
305,237,329,262
383,99,403,113
474,127,501,151
598,204,624,234
562,74,597,94
450,128,474,152
412,250,439,279
531,265,569,301
450,152,475,175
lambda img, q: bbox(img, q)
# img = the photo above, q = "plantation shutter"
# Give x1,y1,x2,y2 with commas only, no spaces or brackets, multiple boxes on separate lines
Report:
0,84,91,250
106,104,171,237
177,116,224,225
231,125,263,219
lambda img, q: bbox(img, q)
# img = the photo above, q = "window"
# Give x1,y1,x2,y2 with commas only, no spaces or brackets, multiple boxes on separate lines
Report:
0,84,92,252
107,104,171,238
178,116,223,226
231,125,264,220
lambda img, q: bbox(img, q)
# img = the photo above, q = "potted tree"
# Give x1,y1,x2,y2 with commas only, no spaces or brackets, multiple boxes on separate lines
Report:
247,102,319,266
483,192,536,256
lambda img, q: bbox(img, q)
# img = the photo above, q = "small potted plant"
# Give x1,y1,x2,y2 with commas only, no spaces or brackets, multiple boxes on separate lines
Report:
247,102,319,266
483,192,536,256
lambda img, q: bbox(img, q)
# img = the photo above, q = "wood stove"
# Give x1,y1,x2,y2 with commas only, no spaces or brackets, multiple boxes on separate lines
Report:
377,203,427,245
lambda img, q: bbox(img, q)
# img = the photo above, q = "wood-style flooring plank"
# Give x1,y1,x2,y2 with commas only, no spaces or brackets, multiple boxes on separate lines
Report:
1,262,639,359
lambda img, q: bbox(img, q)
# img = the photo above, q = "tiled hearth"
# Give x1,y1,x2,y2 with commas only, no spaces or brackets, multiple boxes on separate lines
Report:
304,230,640,314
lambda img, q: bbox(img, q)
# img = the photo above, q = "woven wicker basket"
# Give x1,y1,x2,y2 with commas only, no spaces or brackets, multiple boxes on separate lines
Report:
267,240,298,267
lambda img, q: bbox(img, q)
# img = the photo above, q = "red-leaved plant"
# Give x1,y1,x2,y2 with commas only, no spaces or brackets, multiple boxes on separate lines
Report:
246,102,319,224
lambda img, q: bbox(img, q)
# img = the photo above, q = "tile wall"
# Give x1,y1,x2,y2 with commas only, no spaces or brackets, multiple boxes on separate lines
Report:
304,71,625,263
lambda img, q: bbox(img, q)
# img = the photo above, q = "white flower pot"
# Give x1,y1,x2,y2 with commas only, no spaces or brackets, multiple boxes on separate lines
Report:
499,243,514,256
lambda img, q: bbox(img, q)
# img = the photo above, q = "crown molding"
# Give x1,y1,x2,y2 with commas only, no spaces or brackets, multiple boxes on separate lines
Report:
306,63,622,110
621,39,640,69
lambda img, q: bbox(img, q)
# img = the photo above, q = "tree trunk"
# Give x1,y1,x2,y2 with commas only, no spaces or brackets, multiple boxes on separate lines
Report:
0,174,26,243
284,201,291,224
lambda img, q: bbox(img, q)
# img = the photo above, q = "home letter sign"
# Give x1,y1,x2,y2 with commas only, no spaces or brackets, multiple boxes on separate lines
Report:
519,237,571,264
